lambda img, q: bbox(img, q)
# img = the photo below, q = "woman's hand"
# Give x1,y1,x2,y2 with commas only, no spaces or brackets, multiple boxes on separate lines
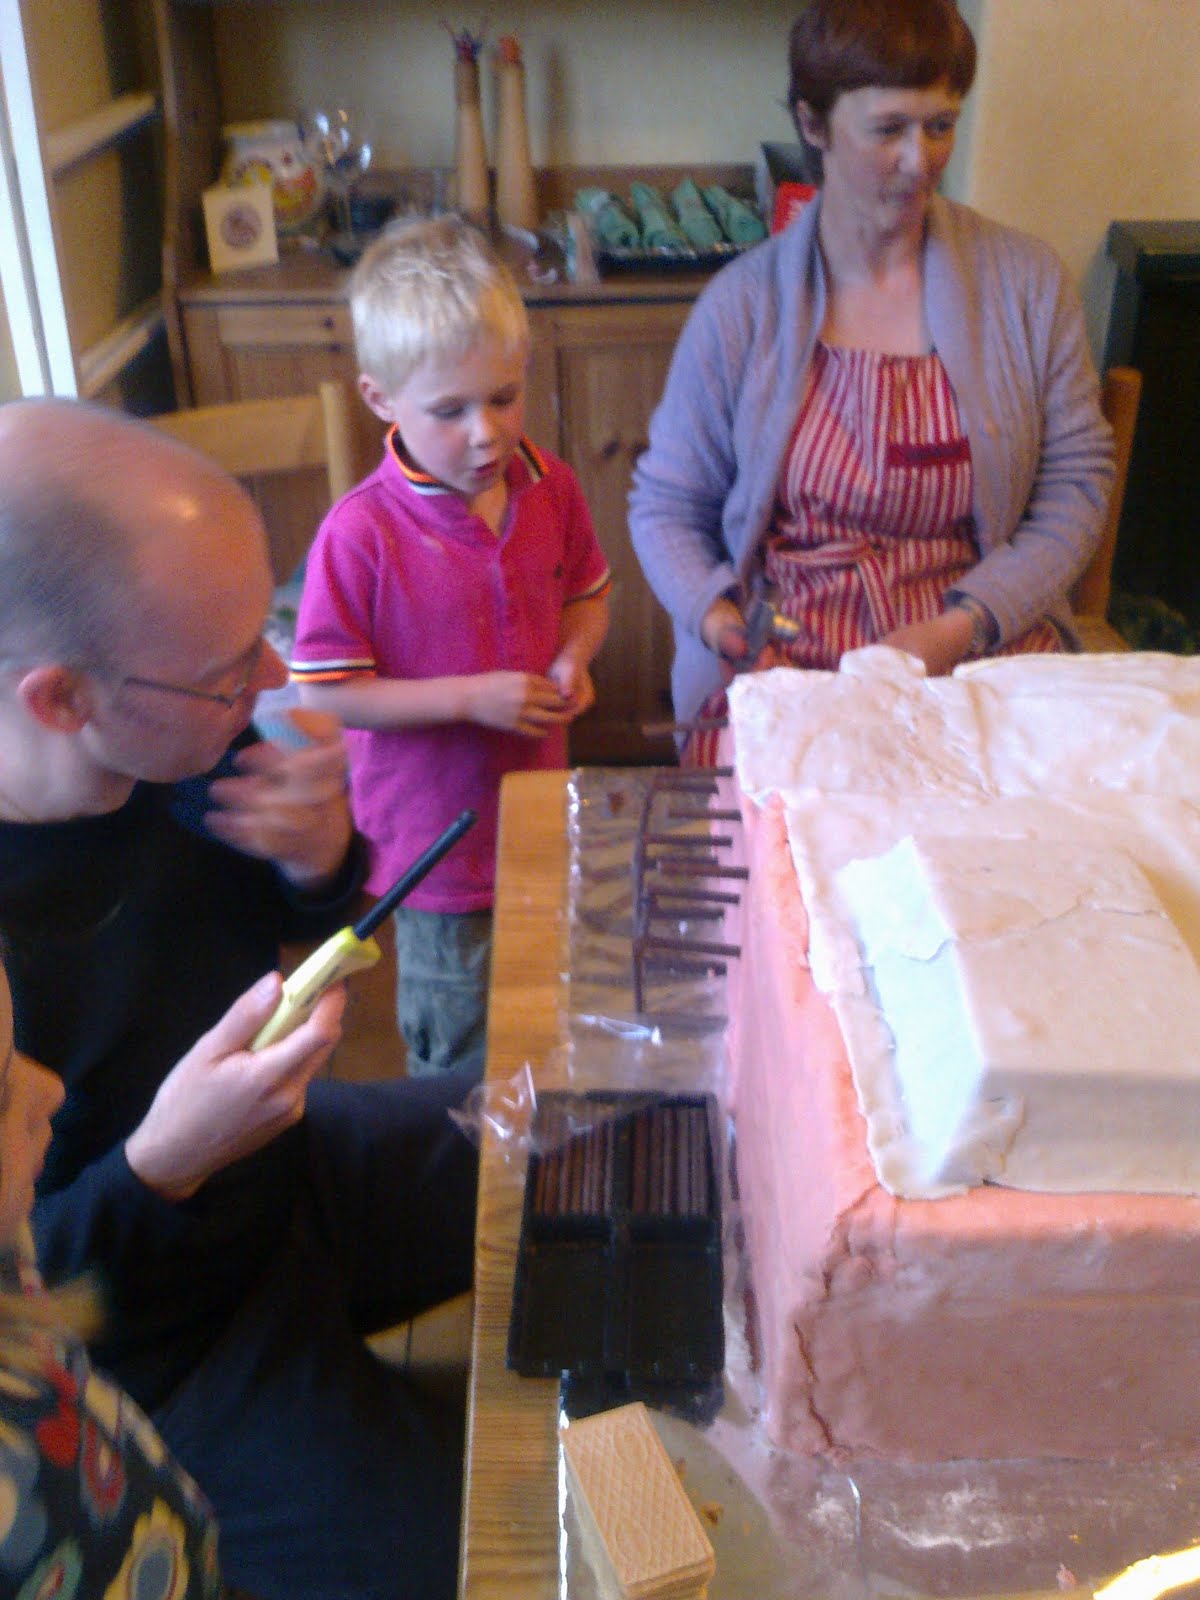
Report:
700,597,749,667
701,597,784,685
880,609,975,676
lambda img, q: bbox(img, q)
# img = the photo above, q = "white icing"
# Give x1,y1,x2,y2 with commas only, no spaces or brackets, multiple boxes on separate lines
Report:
728,649,1200,1199
837,834,1200,1194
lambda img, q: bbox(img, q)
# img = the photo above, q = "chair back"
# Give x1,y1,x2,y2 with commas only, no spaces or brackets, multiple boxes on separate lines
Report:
147,381,359,581
1071,366,1142,620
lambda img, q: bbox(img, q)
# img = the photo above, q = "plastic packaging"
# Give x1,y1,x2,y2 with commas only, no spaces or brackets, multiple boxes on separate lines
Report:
508,1088,724,1420
447,1061,537,1163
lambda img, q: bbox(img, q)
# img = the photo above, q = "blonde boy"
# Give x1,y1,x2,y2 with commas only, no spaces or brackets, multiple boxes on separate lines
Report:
291,216,610,1076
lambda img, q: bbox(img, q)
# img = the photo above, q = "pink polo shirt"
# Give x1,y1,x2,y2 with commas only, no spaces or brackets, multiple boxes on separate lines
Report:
290,434,610,908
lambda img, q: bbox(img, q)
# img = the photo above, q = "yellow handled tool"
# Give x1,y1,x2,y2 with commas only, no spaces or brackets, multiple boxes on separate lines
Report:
251,808,477,1050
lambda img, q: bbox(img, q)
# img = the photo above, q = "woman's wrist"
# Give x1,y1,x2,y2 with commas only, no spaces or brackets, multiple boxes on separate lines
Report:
944,592,998,660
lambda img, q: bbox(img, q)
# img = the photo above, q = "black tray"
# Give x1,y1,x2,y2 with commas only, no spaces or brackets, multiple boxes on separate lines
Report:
507,1091,723,1404
595,242,749,276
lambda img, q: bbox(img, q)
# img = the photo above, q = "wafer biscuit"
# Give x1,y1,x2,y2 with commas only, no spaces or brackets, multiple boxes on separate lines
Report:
562,1402,716,1599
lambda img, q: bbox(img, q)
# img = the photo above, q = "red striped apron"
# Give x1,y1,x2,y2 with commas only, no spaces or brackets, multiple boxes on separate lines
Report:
685,343,1061,766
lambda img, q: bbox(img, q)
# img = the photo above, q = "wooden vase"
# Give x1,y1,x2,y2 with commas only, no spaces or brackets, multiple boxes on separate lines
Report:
454,56,490,224
494,36,537,233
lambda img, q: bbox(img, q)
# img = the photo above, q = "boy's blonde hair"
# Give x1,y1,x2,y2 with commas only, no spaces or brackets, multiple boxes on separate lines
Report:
350,214,529,392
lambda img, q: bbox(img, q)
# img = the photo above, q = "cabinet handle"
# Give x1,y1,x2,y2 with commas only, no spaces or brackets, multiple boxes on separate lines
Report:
600,438,621,461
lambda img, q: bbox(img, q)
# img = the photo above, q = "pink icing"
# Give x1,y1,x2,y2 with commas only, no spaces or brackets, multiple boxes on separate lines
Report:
728,793,1200,1462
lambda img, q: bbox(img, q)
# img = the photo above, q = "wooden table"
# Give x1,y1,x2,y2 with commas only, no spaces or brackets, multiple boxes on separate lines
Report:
459,770,570,1599
456,772,1128,1600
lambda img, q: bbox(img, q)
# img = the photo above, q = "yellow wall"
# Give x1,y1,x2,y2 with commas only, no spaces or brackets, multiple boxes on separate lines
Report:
4,0,1199,388
0,276,19,401
214,0,800,168
965,0,1200,357
213,0,1200,360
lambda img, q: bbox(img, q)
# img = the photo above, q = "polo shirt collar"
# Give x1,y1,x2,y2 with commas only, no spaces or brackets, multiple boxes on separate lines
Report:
385,426,547,498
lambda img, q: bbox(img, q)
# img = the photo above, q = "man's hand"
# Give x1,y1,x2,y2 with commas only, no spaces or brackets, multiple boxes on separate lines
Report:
205,708,354,888
463,671,572,737
125,972,346,1202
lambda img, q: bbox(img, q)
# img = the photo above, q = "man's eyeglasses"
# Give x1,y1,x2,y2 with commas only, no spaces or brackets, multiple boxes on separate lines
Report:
120,639,266,709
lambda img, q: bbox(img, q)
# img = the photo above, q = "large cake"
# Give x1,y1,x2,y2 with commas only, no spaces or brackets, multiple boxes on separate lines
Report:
722,648,1200,1462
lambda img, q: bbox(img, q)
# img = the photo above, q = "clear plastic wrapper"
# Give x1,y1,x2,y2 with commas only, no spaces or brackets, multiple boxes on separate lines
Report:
448,1061,538,1164
545,768,1200,1600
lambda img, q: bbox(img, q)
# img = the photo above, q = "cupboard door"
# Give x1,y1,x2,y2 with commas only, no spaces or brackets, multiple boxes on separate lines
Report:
184,298,562,584
524,308,559,454
556,303,688,764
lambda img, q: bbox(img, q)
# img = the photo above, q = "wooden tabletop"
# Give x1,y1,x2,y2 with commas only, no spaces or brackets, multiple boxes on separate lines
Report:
459,769,570,1600
457,771,1119,1600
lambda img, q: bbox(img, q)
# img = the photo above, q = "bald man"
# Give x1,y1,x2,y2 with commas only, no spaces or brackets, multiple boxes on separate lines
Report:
0,399,477,1600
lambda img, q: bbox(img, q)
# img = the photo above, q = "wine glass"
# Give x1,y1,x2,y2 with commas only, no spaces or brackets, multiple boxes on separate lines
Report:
302,108,373,249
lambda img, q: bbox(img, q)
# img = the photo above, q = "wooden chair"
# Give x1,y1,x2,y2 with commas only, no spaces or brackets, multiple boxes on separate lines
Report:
148,381,360,583
1071,365,1143,652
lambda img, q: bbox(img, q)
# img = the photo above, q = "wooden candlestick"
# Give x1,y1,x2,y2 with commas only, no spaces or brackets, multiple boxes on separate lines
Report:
494,34,537,233
453,47,490,224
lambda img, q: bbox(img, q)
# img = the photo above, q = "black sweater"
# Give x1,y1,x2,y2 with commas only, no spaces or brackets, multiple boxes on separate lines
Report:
0,739,366,1406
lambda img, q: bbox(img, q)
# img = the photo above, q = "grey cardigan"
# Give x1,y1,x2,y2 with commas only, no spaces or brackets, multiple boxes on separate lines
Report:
628,193,1115,726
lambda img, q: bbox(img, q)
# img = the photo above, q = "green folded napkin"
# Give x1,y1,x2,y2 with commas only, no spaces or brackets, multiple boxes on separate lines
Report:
702,184,767,246
671,177,723,251
630,181,689,251
574,187,640,251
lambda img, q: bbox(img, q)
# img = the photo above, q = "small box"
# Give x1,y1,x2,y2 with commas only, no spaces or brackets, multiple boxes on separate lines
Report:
756,140,821,236
508,1092,723,1413
771,181,818,234
562,1402,716,1600
202,183,279,274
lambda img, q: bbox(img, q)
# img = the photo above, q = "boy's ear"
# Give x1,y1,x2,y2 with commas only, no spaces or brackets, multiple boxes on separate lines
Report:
358,373,398,424
15,665,96,733
794,100,829,150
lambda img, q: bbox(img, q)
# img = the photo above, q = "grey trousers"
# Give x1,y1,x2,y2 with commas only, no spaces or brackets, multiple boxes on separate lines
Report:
392,905,492,1081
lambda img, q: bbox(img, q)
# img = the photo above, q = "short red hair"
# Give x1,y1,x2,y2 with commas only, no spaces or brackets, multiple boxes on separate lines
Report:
788,0,976,129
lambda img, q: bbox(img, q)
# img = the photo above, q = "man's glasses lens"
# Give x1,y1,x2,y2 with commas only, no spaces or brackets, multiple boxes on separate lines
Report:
120,640,264,708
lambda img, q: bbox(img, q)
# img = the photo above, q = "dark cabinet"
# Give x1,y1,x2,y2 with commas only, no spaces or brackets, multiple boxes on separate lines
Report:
1105,220,1200,617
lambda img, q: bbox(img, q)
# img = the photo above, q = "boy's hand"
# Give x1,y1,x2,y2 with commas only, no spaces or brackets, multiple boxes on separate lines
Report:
547,655,596,719
465,671,571,737
125,972,346,1202
205,709,354,888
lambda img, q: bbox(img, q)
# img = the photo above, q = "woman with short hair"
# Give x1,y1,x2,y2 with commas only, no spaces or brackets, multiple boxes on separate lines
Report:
630,0,1113,760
